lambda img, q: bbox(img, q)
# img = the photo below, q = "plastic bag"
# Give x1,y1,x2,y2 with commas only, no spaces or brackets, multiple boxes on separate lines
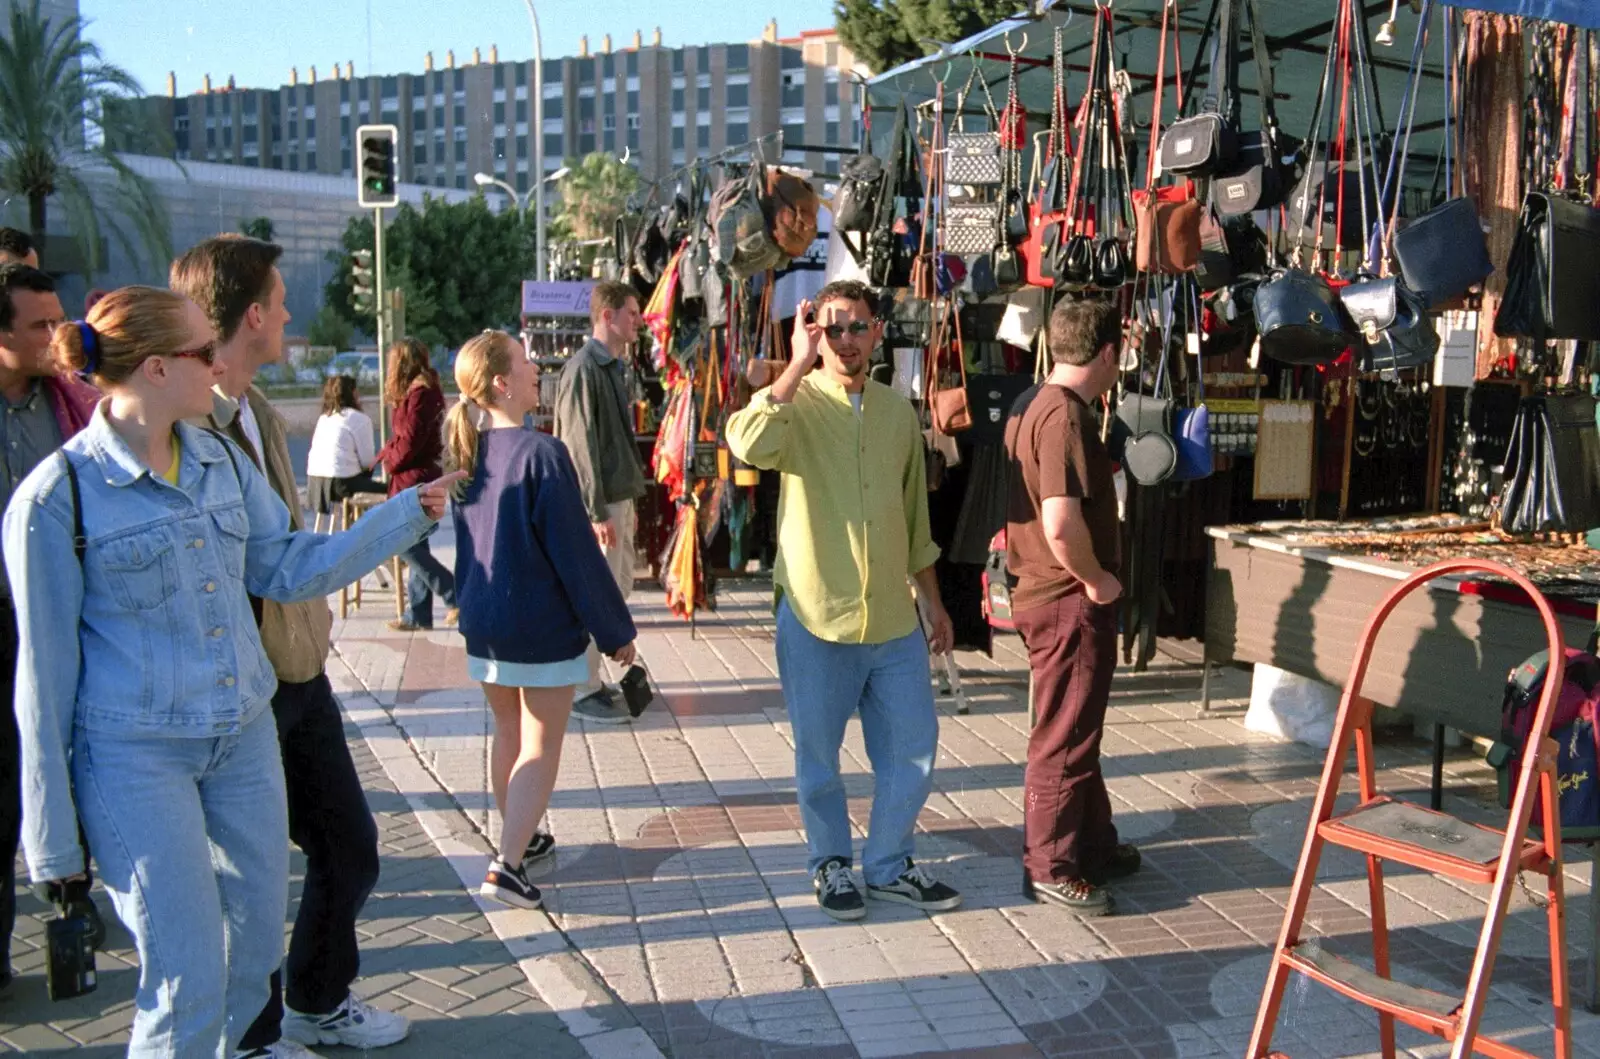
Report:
1244,663,1339,749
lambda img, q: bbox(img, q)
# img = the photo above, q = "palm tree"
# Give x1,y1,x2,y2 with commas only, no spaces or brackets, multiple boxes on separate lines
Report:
550,151,640,243
0,0,172,274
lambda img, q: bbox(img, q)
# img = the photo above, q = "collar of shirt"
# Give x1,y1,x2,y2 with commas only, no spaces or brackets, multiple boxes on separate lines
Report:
581,337,616,365
78,401,229,487
210,387,242,428
3,377,44,412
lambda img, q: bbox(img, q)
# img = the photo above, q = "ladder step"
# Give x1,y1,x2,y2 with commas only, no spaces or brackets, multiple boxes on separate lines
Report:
1282,942,1461,1028
1317,796,1546,884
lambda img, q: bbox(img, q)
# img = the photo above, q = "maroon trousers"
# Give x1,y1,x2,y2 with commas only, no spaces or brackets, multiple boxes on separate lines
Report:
1014,592,1119,882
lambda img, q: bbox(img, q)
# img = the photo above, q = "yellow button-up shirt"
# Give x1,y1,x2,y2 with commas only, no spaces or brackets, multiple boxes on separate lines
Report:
726,373,941,645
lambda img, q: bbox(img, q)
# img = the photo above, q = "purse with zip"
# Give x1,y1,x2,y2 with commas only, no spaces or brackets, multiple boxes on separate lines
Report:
1158,0,1240,178
1253,268,1356,366
945,61,1004,187
1211,0,1300,216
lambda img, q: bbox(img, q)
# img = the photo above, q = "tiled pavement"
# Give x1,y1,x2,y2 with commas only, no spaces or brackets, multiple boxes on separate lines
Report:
6,521,1600,1058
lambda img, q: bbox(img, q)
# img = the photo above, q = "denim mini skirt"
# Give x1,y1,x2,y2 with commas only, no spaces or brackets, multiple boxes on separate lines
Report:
467,652,587,687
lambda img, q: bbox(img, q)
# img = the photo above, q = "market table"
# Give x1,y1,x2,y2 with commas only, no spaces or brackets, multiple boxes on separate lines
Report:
1203,518,1600,1011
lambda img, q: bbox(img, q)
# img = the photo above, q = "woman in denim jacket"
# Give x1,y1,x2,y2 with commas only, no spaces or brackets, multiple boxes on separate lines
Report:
2,286,462,1058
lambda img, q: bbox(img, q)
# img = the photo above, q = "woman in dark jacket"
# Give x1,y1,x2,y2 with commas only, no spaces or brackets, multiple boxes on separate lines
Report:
377,337,458,630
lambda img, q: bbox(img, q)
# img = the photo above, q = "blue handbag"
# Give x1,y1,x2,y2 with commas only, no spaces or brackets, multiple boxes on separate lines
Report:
1172,290,1214,481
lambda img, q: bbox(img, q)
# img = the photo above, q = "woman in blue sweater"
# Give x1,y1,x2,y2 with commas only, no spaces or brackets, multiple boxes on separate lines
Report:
445,330,637,908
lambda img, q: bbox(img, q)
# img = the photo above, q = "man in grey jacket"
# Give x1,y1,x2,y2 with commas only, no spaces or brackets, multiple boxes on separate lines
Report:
553,280,647,725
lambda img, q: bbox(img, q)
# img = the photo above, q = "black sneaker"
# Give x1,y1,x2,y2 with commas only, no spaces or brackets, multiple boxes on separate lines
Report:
813,857,866,921
523,829,557,870
1023,875,1114,916
573,689,631,725
866,858,962,912
480,858,542,909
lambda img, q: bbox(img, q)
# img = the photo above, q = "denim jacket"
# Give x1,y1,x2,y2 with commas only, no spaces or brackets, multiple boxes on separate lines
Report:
3,406,434,881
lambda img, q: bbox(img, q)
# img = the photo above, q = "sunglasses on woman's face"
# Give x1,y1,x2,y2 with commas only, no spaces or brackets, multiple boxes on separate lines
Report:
169,341,217,366
821,321,873,341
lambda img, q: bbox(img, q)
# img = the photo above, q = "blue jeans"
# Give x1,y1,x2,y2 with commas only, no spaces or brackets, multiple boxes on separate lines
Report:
774,597,937,887
73,710,289,1058
402,527,456,628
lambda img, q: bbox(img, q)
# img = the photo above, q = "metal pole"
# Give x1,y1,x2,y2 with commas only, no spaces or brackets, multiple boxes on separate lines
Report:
373,205,388,447
524,0,546,281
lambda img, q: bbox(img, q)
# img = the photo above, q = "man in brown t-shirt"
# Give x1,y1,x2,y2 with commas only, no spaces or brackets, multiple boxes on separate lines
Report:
1003,296,1137,916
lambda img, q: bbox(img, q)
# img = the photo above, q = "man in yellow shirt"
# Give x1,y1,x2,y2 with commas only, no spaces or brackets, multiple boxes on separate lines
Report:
727,280,959,922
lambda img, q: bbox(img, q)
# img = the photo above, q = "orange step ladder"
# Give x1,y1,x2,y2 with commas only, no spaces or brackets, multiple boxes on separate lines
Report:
1249,559,1572,1059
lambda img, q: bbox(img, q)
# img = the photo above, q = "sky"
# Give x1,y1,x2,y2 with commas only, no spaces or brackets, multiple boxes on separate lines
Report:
78,0,841,97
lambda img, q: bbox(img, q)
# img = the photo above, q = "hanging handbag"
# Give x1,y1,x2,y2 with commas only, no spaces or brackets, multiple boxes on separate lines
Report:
1158,0,1240,177
1499,393,1600,534
1210,0,1299,216
1340,275,1441,375
709,162,787,279
834,152,886,234
1116,326,1178,486
943,202,1002,256
1134,185,1201,274
1253,268,1356,365
1171,288,1213,481
1495,189,1600,342
928,314,972,434
1387,5,1492,309
944,60,1003,187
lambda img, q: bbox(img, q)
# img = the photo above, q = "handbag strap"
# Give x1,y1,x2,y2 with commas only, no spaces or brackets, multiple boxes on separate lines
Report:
1146,0,1181,189
1065,11,1104,237
1379,0,1434,271
1243,0,1282,137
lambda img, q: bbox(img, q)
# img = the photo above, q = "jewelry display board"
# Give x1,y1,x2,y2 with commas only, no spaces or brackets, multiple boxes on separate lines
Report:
1253,399,1317,500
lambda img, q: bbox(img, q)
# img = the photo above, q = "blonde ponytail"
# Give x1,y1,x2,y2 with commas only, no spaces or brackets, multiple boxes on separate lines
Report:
445,330,520,497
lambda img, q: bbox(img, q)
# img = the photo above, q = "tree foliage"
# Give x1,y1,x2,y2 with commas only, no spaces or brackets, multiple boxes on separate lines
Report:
0,0,172,275
322,194,533,350
239,216,275,242
305,305,352,351
549,151,640,245
834,0,1024,75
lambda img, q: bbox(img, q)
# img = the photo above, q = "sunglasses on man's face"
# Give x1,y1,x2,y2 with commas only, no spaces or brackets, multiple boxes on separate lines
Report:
821,321,873,341
169,341,217,366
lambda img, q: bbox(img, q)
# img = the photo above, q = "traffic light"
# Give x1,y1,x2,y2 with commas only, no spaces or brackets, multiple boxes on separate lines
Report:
356,123,399,209
351,249,375,314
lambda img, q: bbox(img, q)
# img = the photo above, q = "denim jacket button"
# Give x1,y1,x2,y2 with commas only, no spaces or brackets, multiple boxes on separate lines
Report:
211,627,225,638
204,582,216,593
219,675,235,687
193,538,205,549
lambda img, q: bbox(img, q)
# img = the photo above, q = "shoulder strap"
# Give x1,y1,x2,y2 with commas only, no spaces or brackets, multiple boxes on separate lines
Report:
58,452,85,564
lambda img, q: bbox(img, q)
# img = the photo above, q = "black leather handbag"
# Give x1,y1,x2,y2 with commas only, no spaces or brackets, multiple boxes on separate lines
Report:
1495,190,1600,342
1385,1,1492,310
1211,0,1299,216
1253,268,1356,365
1500,393,1600,534
1158,0,1240,178
1393,196,1493,309
1339,275,1440,375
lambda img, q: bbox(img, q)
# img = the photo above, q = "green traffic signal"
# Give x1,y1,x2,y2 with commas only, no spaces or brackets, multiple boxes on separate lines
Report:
356,125,399,208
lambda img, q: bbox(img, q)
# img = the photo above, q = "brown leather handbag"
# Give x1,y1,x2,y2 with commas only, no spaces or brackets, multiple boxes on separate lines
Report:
1133,185,1202,274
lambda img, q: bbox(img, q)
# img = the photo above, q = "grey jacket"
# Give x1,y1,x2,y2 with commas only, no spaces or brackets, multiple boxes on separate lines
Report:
552,338,647,522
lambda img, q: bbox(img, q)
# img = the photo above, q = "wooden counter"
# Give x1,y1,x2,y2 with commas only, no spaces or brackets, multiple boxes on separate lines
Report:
1203,525,1596,740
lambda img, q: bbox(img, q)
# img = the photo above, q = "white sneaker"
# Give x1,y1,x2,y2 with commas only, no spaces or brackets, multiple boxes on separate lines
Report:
233,1043,324,1059
282,992,411,1048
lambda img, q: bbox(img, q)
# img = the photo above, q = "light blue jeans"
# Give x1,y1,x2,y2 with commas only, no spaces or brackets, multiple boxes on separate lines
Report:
73,710,289,1058
774,597,938,886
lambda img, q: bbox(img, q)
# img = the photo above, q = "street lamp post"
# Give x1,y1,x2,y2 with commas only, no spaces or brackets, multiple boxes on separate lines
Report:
523,0,546,281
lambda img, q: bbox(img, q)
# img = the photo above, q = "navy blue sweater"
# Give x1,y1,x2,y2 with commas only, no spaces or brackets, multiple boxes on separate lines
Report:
452,427,636,664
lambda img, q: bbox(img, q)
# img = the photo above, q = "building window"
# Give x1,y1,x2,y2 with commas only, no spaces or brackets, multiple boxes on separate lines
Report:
782,45,804,69
544,133,562,158
603,130,614,151
602,76,616,93
545,95,562,119
454,68,465,90
578,62,594,85
826,120,839,144
224,126,233,147
826,78,839,106
340,115,350,136
304,102,316,119
626,51,638,75
627,90,639,114
516,99,527,122
626,113,640,130
456,174,467,189
495,136,507,159
305,118,315,138
341,148,351,170
579,96,594,120
727,83,748,109
433,105,444,126
782,122,805,149
244,125,258,143
413,107,425,129
602,113,615,131
454,104,465,125
578,133,594,154
358,79,368,100
672,88,684,112
727,44,749,73
307,151,316,168
340,81,349,102
455,140,466,162
726,122,747,145
517,135,528,158
602,53,614,77
627,125,638,149
289,155,299,171
696,125,709,149
494,101,505,124
414,144,427,164
697,86,710,110
544,58,562,81
672,126,684,149
515,62,527,86
672,50,683,73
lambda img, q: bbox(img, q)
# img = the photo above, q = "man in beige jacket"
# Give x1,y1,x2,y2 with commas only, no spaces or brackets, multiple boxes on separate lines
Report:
173,235,408,1059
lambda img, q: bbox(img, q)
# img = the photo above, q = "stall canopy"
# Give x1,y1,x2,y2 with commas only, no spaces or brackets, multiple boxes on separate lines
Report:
1442,0,1600,28
867,0,1461,199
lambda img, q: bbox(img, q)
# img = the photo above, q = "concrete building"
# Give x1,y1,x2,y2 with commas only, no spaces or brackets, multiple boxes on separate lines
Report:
25,154,475,327
115,22,861,194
